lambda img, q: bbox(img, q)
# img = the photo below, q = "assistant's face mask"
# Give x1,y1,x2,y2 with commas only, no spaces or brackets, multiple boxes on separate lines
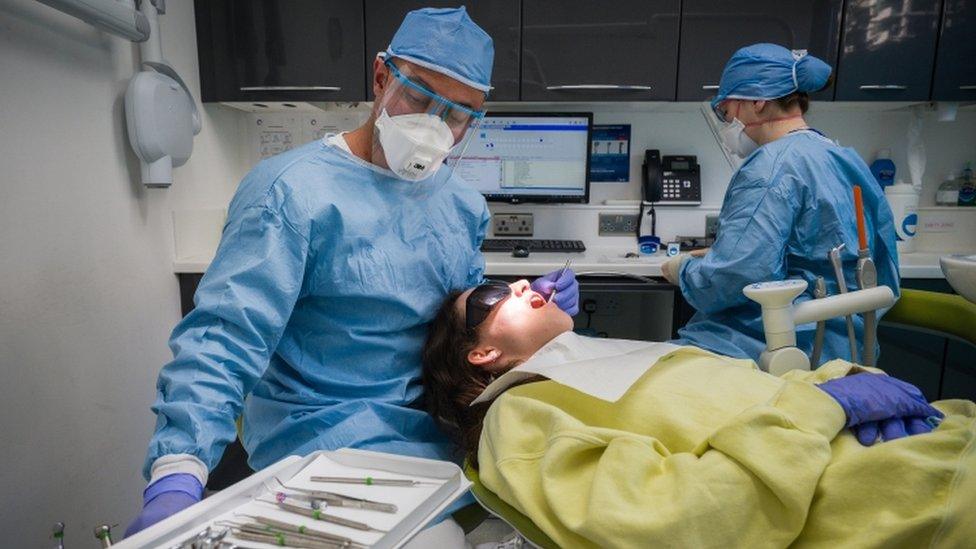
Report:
375,109,455,181
719,117,760,158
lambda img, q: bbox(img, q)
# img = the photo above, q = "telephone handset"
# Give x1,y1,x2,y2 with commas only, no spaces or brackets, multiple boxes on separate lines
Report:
637,150,662,240
642,149,662,203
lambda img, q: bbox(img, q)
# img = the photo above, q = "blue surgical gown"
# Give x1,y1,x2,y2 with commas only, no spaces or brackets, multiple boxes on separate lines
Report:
674,131,900,363
144,138,490,477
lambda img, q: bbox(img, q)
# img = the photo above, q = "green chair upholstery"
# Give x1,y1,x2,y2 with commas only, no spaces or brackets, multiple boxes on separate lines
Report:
883,288,976,346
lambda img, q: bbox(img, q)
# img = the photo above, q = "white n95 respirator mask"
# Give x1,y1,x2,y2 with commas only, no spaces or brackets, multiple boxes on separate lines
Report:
718,117,759,158
375,110,455,181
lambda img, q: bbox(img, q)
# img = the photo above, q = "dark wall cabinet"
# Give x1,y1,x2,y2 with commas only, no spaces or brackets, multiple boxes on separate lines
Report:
195,0,366,102
677,0,843,101
363,1,520,101
932,0,976,101
521,0,680,101
194,0,972,104
834,0,943,101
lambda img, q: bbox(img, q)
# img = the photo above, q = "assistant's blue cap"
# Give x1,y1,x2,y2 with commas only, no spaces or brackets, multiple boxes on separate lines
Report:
384,6,494,94
710,43,832,114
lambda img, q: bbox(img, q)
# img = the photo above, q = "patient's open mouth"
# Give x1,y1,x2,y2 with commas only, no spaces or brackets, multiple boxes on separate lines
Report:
529,294,547,309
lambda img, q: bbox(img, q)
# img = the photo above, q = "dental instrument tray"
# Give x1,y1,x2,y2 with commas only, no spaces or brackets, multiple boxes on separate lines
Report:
116,448,471,549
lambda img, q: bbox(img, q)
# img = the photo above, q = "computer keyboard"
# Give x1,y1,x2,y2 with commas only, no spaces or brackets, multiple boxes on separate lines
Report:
481,239,586,253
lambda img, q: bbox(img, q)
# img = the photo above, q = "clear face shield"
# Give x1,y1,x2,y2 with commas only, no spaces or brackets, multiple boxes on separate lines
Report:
372,59,484,194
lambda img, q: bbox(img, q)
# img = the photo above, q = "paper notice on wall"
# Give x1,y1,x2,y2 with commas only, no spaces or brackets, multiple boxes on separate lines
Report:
249,111,369,165
589,124,631,182
250,114,300,164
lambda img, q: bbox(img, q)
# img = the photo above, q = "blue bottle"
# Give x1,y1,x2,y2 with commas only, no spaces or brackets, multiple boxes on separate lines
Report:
870,148,896,189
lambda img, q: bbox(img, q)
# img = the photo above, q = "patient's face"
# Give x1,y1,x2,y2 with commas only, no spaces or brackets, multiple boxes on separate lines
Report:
457,280,574,372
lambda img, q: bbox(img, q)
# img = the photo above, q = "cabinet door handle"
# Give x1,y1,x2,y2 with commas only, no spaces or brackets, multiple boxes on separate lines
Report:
858,85,907,90
545,84,652,91
959,85,976,90
701,85,720,90
240,86,342,92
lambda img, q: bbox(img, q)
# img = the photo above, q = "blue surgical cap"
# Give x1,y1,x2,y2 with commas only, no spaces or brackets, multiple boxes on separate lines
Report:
384,6,494,94
710,43,832,113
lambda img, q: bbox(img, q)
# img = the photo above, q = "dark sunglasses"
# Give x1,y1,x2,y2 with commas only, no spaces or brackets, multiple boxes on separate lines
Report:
465,280,511,330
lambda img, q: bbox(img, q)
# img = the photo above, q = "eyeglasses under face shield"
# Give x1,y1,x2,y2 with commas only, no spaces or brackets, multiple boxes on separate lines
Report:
381,59,486,147
465,280,511,330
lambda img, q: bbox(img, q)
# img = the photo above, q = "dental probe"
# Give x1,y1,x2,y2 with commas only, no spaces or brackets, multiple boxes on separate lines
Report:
259,497,389,533
310,475,438,486
272,477,398,513
549,259,573,303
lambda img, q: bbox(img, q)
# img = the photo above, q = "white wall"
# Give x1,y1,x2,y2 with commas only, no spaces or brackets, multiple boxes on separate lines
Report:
0,0,244,546
483,102,976,244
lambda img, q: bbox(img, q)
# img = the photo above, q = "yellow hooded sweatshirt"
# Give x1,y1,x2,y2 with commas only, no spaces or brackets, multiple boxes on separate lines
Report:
477,348,976,548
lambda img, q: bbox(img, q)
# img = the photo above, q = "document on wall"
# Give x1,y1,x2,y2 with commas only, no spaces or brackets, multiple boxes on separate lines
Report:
249,113,300,164
248,111,369,165
589,124,631,182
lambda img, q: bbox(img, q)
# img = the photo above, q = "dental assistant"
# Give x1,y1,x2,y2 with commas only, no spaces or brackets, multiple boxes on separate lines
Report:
125,7,579,536
662,43,899,364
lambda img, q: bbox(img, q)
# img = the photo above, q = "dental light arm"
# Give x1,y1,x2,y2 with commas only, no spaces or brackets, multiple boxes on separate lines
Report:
743,280,895,376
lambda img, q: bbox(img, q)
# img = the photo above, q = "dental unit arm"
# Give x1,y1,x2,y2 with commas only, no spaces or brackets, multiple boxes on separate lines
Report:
744,280,895,376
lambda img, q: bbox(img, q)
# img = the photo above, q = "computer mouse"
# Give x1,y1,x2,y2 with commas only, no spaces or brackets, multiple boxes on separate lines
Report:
511,245,530,258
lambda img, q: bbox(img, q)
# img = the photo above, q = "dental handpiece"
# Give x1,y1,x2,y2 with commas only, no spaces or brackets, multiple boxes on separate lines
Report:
811,276,827,367
829,244,859,363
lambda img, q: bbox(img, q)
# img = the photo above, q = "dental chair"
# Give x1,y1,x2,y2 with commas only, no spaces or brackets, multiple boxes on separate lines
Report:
462,286,976,548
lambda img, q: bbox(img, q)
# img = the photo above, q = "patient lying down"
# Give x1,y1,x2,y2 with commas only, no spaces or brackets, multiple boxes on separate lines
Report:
422,280,976,548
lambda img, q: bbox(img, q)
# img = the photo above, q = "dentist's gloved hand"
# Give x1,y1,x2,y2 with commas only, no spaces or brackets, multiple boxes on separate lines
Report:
818,373,943,446
124,473,203,538
531,268,579,315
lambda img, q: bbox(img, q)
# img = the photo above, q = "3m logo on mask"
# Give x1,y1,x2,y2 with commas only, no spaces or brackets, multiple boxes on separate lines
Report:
375,110,454,181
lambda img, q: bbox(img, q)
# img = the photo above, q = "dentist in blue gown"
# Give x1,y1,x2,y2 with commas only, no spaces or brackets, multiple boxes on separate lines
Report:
125,7,579,540
662,44,899,364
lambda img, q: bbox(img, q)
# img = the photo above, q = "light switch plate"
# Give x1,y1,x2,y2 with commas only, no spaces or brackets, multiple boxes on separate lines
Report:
493,213,533,236
599,213,639,235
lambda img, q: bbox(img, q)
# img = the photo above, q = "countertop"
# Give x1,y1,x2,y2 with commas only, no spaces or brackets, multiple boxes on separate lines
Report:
175,248,966,279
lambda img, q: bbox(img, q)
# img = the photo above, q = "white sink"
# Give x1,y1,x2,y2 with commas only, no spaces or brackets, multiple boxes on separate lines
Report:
941,254,976,304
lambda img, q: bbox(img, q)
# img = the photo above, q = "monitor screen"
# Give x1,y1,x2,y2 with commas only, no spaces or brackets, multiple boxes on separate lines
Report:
448,112,592,203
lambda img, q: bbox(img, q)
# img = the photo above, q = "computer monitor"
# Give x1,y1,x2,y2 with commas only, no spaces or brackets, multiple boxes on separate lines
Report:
449,112,592,204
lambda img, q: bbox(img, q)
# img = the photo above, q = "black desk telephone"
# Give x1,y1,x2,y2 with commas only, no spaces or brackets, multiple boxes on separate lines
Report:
642,149,702,206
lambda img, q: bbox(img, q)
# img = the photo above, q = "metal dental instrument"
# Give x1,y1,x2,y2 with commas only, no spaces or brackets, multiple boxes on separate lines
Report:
828,243,859,363
259,497,388,533
310,475,438,487
271,478,398,513
52,522,65,549
853,186,879,367
231,516,368,548
811,276,827,367
231,528,356,549
548,259,573,303
168,526,230,549
93,524,115,548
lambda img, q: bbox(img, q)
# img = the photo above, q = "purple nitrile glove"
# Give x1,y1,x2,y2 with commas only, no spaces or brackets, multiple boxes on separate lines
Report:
818,373,943,446
531,268,579,316
124,473,203,538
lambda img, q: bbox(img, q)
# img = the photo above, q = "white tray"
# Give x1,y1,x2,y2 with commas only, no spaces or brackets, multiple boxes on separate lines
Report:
117,448,472,549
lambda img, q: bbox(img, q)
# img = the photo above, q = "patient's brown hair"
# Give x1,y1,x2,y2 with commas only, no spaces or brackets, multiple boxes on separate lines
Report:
422,290,495,466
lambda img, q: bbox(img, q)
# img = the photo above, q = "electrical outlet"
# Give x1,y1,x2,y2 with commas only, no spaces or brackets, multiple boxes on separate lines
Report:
580,296,621,316
598,213,639,236
493,213,533,236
